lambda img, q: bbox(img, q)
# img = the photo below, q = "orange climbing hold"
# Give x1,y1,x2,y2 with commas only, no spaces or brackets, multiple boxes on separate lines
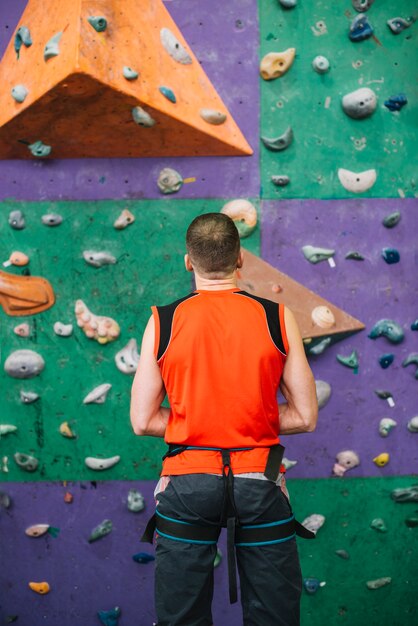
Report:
29,581,50,594
0,270,55,316
0,0,252,159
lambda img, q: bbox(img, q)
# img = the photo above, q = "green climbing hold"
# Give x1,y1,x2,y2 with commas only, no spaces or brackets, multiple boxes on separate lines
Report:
44,32,62,61
88,519,113,543
336,350,359,372
159,86,177,103
14,26,32,59
87,16,108,32
123,66,139,80
28,141,52,158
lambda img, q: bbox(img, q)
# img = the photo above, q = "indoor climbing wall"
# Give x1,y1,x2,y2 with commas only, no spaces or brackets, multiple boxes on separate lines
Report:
0,1,417,625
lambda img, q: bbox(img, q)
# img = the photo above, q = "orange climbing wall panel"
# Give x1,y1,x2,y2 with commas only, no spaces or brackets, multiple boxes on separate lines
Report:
0,0,252,159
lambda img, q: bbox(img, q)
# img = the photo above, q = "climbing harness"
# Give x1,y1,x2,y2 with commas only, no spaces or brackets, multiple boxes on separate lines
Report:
141,443,315,604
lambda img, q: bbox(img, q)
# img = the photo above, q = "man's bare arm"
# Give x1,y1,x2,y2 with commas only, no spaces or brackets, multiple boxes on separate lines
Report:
130,315,170,438
279,307,318,435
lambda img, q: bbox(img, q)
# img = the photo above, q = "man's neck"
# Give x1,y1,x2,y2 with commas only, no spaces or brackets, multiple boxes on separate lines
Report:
194,271,238,291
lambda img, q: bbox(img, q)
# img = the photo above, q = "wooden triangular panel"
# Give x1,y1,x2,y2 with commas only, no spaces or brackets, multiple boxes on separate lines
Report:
0,0,252,159
237,249,365,345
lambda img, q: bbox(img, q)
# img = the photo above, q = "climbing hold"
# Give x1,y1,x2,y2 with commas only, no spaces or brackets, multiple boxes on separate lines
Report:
83,251,117,268
279,0,297,8
11,85,29,103
302,514,325,534
259,49,296,80
159,86,176,103
407,416,418,432
271,175,290,187
312,55,330,74
199,109,227,125
337,350,359,372
379,353,394,369
387,17,415,34
14,26,32,59
41,213,62,226
8,210,25,230
412,320,418,331
123,66,138,80
221,199,257,238
59,421,76,439
373,452,390,467
160,28,192,65
0,491,12,509
402,353,418,379
368,319,404,344
370,518,387,533
53,322,73,337
366,577,391,590
352,0,375,12
337,168,376,193
315,380,331,409
64,491,73,503
261,127,293,151
127,489,145,513
345,251,365,261
132,552,155,564
311,306,335,329
308,337,332,355
405,516,418,528
214,548,222,568
5,251,29,267
384,94,408,112
114,209,135,230
283,458,297,470
85,456,120,471
333,450,360,476
379,418,397,437
97,607,121,626
0,425,18,437
75,300,120,344
20,391,39,404
44,32,62,60
132,106,156,127
302,245,335,264
391,485,418,502
28,141,51,158
382,210,401,228
29,582,50,594
87,16,107,32
157,168,183,194
14,323,30,337
25,524,50,537
304,578,323,594
115,339,139,375
88,519,113,542
349,14,374,42
336,549,350,559
381,248,400,264
83,383,112,404
13,452,38,472
342,88,377,120
4,350,45,379
375,390,393,401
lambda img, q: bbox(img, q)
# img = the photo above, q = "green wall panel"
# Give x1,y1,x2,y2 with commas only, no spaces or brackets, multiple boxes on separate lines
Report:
260,0,418,199
0,199,260,481
289,476,418,625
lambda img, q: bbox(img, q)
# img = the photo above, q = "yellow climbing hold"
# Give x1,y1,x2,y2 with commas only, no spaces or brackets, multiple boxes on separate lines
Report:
29,581,50,594
260,48,296,80
373,452,390,467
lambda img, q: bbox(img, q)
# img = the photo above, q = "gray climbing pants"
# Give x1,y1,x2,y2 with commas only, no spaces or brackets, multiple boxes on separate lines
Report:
154,474,302,626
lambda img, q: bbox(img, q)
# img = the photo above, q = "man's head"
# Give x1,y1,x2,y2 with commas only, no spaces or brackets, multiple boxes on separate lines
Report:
185,213,241,278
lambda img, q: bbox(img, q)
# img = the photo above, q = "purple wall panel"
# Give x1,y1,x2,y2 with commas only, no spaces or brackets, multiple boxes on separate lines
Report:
262,197,418,479
0,481,241,625
0,0,259,201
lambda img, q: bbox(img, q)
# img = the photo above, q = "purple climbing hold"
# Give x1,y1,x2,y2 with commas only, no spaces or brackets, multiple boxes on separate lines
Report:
384,94,407,112
349,14,374,42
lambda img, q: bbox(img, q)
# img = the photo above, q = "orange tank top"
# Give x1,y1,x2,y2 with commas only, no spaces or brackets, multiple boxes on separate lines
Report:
152,289,288,475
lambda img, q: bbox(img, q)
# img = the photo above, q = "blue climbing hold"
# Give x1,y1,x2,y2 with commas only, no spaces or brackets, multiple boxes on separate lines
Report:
132,552,155,564
159,86,176,103
384,94,408,112
411,319,418,331
97,607,121,626
379,354,394,369
304,578,321,594
368,319,404,344
349,14,374,42
382,248,400,264
14,26,32,59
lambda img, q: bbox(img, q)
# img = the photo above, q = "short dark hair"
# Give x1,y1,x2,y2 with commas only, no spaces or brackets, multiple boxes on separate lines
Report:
186,213,240,276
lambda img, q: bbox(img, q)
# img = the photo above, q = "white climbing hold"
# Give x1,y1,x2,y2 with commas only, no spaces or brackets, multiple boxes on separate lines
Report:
337,168,377,193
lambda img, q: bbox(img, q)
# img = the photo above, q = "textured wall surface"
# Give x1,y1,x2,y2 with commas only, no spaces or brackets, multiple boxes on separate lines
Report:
0,0,417,625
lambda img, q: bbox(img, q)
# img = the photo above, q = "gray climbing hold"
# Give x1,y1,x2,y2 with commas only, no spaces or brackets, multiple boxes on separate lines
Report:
29,141,51,158
11,85,28,103
14,452,39,472
85,456,120,470
83,383,112,404
14,26,32,59
0,425,18,437
41,213,62,226
301,514,325,534
261,127,293,151
44,32,63,61
83,251,117,268
312,55,330,74
271,175,290,187
366,578,391,590
342,88,377,119
352,0,375,12
160,28,192,64
382,211,401,228
407,416,418,433
157,168,183,194
199,109,227,125
132,106,156,128
279,0,297,7
308,337,332,355
387,17,415,35
20,390,40,404
8,210,25,230
53,322,73,337
123,66,138,80
379,418,397,437
371,518,387,533
315,380,331,409
302,245,335,264
337,168,377,193
336,549,350,559
127,489,145,512
391,485,418,502
115,339,139,374
345,251,365,261
402,353,418,380
368,319,404,344
87,16,108,32
88,519,113,542
4,350,45,379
